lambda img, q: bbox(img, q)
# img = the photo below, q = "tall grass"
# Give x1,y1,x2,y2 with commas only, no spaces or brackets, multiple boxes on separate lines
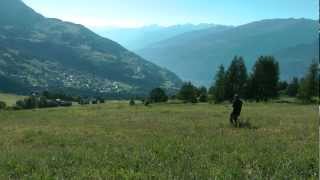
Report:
0,102,318,179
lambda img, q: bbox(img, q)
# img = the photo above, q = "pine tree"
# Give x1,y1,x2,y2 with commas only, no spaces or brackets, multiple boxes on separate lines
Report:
251,56,279,101
307,61,319,97
244,74,254,100
212,65,226,103
149,88,168,103
225,56,248,100
298,61,319,102
177,82,198,103
287,77,299,97
198,86,208,102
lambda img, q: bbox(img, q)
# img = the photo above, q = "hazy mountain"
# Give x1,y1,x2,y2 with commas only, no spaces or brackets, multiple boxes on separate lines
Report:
94,24,231,50
274,41,319,80
0,0,182,96
138,18,318,86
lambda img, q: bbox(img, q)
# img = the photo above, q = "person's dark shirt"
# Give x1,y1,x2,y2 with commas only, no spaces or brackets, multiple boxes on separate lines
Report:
232,99,243,116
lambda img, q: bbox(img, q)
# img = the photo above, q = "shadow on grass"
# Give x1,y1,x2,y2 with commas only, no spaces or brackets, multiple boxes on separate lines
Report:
232,118,258,130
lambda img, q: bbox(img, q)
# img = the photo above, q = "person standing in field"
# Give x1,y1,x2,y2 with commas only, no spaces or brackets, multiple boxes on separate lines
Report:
230,94,243,127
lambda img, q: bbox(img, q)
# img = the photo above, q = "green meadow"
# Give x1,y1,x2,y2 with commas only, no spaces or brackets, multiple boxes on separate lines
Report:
0,102,318,179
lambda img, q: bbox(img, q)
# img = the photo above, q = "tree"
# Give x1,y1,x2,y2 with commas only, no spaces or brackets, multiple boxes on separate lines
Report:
0,101,6,110
225,56,248,100
211,65,226,103
243,74,255,100
198,86,208,102
251,56,279,101
287,77,299,97
38,96,48,108
98,97,105,103
25,96,38,109
277,81,288,96
177,82,198,103
298,61,319,102
149,88,168,103
277,81,288,92
298,78,310,102
306,61,319,97
129,98,135,106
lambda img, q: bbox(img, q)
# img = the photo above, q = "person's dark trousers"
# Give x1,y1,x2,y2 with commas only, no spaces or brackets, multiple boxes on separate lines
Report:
230,112,239,127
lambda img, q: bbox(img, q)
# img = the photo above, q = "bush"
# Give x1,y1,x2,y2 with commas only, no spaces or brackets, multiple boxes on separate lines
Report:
91,99,98,104
129,98,135,106
287,78,299,97
25,96,38,109
177,82,198,103
79,99,90,105
0,101,6,110
144,98,151,106
199,94,208,102
98,98,105,103
15,95,72,110
38,96,48,108
44,100,59,108
16,100,26,109
58,100,72,107
149,88,168,103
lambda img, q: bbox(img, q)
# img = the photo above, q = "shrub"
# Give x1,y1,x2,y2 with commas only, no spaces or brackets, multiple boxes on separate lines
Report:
91,99,98,104
199,94,208,102
16,100,26,109
149,88,168,103
79,99,90,105
15,95,72,110
144,98,151,106
177,82,198,103
129,98,135,106
98,98,105,103
25,96,38,109
0,101,6,110
58,100,72,107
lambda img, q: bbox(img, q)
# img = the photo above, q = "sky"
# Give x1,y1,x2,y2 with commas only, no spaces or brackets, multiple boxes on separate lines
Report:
22,0,318,28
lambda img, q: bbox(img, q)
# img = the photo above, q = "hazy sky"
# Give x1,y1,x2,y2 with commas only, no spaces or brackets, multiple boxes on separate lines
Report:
22,0,318,28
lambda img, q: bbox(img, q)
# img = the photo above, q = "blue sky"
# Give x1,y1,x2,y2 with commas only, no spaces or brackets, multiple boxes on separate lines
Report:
22,0,318,28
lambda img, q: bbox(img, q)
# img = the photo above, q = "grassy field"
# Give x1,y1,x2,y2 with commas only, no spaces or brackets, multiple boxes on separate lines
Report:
0,93,26,106
0,102,318,179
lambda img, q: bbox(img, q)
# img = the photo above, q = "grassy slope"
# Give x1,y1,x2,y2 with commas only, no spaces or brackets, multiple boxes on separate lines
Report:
0,93,25,106
0,102,318,179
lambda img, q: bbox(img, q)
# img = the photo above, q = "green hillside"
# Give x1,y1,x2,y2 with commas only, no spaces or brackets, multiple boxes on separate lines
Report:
0,0,182,96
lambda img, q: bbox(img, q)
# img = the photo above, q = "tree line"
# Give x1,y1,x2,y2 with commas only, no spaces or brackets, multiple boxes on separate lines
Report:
143,56,318,104
210,56,318,103
212,56,280,103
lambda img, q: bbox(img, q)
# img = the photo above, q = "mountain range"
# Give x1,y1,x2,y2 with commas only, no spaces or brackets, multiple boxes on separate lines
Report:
0,0,317,96
94,24,231,51
137,18,318,86
0,0,182,97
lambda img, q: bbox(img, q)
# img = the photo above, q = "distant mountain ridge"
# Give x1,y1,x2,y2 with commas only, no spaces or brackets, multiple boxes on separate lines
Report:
94,24,232,50
138,18,318,85
0,0,182,96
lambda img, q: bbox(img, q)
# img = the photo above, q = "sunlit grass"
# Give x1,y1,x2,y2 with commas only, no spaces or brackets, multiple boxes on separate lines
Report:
0,93,26,106
0,102,318,179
